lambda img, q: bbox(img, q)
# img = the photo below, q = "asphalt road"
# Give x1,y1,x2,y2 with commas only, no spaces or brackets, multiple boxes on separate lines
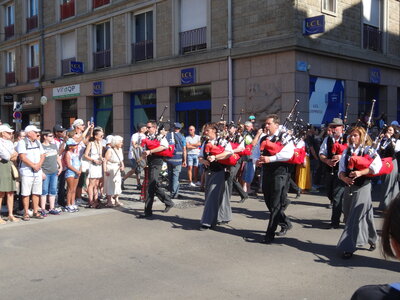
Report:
0,181,398,300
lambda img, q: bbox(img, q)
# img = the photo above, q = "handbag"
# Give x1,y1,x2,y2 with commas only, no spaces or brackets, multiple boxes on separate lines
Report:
10,163,19,180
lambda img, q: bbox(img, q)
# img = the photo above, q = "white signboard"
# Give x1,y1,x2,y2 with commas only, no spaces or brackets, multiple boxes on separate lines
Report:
53,84,80,99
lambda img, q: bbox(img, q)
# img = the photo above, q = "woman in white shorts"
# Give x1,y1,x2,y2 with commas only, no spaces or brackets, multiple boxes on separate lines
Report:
84,128,104,208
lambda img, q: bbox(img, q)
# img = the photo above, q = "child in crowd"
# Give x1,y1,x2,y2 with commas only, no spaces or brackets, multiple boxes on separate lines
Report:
64,138,81,212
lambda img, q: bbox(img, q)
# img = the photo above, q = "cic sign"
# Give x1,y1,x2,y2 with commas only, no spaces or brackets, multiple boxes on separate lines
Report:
53,84,80,99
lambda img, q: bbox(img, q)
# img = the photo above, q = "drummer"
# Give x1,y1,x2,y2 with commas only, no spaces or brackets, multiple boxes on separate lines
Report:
123,123,147,190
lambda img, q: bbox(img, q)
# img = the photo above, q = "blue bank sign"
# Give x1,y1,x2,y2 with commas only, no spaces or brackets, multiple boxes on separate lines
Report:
93,81,104,95
70,61,84,73
303,15,325,35
370,68,381,84
181,68,196,85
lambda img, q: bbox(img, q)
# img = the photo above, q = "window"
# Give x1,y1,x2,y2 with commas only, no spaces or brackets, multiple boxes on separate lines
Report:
29,43,39,67
94,96,113,135
132,11,153,62
94,22,111,69
358,83,380,120
176,85,211,131
61,99,77,129
5,50,16,85
309,77,345,126
26,0,38,31
60,0,75,20
28,0,38,17
5,4,14,26
28,43,39,81
93,0,110,9
180,0,207,54
4,3,14,39
61,31,76,75
362,0,382,51
6,50,15,73
322,0,336,14
130,91,156,133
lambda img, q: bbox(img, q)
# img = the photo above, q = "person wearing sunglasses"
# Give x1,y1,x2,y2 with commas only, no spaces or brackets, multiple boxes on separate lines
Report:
40,130,62,216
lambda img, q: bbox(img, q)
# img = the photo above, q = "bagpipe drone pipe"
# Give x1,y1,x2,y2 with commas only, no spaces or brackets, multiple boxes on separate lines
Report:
259,100,308,164
346,100,394,177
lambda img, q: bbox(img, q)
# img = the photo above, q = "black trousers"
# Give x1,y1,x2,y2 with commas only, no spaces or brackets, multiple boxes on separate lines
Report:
262,164,291,237
325,171,345,226
228,158,248,200
144,157,173,215
57,170,66,207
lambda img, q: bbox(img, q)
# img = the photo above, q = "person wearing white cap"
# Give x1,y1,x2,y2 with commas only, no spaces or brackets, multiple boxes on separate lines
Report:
0,124,19,223
16,125,46,220
71,119,93,207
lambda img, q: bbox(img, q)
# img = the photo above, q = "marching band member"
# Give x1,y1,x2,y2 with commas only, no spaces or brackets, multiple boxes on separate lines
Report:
337,127,382,259
377,125,400,210
227,123,249,203
256,114,295,244
198,122,233,230
139,120,175,218
319,118,347,229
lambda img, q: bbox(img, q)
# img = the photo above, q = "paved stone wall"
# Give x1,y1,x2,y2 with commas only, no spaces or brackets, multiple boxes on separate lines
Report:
112,14,127,66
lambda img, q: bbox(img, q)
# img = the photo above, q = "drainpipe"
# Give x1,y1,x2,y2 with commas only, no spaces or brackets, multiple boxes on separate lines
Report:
227,0,233,122
39,0,45,129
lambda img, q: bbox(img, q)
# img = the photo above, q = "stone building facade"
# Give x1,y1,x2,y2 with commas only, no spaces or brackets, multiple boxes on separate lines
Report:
0,0,399,144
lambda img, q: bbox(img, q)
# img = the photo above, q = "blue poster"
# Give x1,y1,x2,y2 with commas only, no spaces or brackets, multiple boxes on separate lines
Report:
309,77,345,126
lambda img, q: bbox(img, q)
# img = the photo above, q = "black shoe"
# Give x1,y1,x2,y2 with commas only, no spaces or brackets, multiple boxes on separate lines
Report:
217,221,229,225
239,196,248,203
199,225,210,231
295,189,301,199
326,223,340,229
137,213,152,219
342,252,353,259
136,184,142,190
262,234,275,244
276,227,288,237
369,243,376,251
163,203,174,213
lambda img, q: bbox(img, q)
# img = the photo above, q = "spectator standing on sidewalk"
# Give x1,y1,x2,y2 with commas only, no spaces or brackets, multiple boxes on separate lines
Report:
0,124,19,223
64,138,81,212
71,119,93,205
84,128,104,208
123,123,147,190
166,123,187,199
53,124,67,208
16,125,46,221
104,135,124,207
242,121,256,194
40,130,62,216
186,125,201,187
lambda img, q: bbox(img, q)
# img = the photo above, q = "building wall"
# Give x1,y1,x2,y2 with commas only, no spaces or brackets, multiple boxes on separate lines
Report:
1,0,400,131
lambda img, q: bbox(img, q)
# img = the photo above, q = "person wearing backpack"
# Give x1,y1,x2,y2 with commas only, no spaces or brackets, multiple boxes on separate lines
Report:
166,123,187,199
16,125,46,221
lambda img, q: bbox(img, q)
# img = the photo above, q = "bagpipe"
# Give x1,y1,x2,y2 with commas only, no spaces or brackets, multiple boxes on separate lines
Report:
346,100,394,177
259,99,308,164
330,103,351,155
203,104,241,166
141,106,175,158
204,142,240,166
